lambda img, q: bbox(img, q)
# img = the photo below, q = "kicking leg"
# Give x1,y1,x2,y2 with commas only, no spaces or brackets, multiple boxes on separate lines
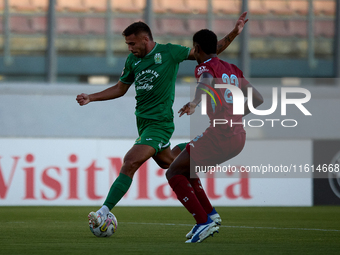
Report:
89,145,155,229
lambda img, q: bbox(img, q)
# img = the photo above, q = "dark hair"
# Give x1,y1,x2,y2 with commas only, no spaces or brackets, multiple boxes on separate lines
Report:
193,29,217,55
122,21,153,41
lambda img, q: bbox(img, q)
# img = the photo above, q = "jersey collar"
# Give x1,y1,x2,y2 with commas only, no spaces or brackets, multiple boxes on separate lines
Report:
145,43,158,57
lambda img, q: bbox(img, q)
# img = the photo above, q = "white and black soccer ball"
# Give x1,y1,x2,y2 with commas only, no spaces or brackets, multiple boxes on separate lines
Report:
90,212,118,237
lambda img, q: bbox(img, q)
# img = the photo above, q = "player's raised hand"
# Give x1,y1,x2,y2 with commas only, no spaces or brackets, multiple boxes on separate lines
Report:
234,11,249,35
178,102,196,117
76,93,90,106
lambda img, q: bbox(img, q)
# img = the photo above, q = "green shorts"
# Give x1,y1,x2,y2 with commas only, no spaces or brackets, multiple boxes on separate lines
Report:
135,117,175,155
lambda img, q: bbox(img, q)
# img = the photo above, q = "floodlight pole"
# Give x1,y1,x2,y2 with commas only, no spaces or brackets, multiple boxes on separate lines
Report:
240,0,250,77
335,0,340,78
145,0,154,31
46,0,57,83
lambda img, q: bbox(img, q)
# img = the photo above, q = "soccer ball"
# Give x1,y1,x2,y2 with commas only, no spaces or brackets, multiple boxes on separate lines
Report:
90,212,118,237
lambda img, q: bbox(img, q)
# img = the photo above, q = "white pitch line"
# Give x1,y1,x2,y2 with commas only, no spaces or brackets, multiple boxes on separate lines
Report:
121,222,340,232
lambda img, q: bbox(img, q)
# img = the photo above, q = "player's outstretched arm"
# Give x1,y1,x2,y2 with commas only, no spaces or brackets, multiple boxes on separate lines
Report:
187,12,248,60
242,83,264,116
216,11,248,55
76,81,131,106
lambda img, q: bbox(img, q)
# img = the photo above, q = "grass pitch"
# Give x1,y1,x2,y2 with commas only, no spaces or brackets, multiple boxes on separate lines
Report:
1,206,340,255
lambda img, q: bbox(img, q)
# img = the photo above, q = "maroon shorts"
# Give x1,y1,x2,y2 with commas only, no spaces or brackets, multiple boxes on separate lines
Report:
186,128,246,166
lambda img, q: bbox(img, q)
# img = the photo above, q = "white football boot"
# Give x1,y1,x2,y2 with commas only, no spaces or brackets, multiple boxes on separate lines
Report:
186,208,222,239
185,218,219,243
88,211,105,228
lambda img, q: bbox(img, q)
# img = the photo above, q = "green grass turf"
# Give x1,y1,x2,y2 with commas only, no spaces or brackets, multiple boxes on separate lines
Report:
0,206,340,255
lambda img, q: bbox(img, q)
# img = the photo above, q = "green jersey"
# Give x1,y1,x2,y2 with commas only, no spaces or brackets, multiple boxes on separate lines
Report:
120,43,191,121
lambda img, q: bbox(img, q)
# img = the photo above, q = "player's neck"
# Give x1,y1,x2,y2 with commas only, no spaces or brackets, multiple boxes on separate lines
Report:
145,41,156,56
199,54,217,64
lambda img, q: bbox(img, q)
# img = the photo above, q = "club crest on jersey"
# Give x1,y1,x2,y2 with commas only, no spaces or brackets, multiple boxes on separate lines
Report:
154,53,162,64
197,66,209,76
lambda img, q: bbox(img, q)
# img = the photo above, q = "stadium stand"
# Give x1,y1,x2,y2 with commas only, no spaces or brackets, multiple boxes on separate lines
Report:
287,20,308,37
32,0,49,11
112,0,143,13
314,0,336,16
83,17,106,35
56,0,88,12
289,0,309,16
213,19,235,36
249,20,266,37
187,0,208,14
162,0,190,14
0,17,3,33
160,18,188,35
9,0,37,12
249,0,269,15
213,0,241,15
153,0,167,13
83,0,107,12
31,16,47,33
263,20,290,37
10,16,33,34
188,19,207,34
315,20,335,38
56,17,84,34
263,0,294,15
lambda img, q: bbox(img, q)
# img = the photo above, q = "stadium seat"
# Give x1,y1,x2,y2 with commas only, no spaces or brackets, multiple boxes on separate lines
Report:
31,0,49,11
315,20,335,38
249,20,266,37
187,0,208,14
263,20,290,37
153,0,167,13
83,0,107,12
10,16,33,34
31,16,47,33
287,20,308,37
161,18,188,35
249,0,269,15
188,19,207,34
289,0,309,16
57,17,84,34
9,0,37,12
213,0,241,15
111,18,134,34
56,0,88,12
213,19,235,36
314,0,336,16
135,0,146,11
112,0,142,13
263,0,294,15
161,0,190,14
83,17,106,34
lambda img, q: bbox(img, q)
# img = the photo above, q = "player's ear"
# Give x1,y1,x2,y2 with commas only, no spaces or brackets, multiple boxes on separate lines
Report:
194,44,200,53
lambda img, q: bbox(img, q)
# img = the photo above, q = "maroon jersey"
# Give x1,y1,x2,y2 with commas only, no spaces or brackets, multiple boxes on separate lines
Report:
194,57,249,137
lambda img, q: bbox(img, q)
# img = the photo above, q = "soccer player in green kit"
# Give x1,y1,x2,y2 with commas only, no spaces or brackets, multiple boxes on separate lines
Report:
76,12,249,232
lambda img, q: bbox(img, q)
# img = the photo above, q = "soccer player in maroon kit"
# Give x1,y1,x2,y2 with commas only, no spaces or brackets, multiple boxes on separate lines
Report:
166,29,264,243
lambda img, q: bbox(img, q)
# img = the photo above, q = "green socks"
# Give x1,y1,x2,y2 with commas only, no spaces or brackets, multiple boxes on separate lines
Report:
103,173,132,210
176,142,188,151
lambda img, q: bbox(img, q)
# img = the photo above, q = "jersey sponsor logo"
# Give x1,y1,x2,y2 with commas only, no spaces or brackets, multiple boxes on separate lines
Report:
154,53,162,64
135,70,160,91
135,76,154,91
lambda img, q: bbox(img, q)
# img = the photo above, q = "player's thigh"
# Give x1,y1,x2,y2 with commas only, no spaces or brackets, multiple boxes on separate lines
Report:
152,146,174,169
165,149,191,180
121,144,156,177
